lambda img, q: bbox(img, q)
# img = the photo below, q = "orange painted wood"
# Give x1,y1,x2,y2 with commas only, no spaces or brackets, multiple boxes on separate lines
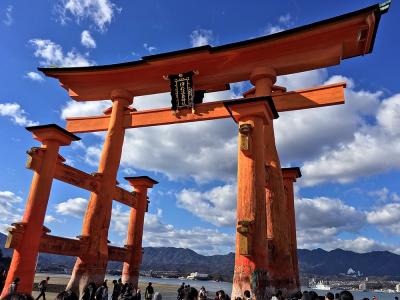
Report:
38,5,377,101
26,148,137,208
65,83,345,133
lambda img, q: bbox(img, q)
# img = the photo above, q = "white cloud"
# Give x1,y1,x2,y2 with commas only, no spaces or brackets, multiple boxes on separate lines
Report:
366,203,400,235
176,184,237,227
81,89,240,183
0,191,23,233
44,215,57,224
263,13,292,35
61,100,110,118
55,197,88,218
295,197,365,233
24,71,44,82
3,5,13,26
294,196,400,253
278,13,291,25
143,43,157,53
368,187,390,202
0,102,39,127
30,39,94,67
81,30,96,48
301,93,400,186
190,29,214,47
111,205,234,254
57,0,117,31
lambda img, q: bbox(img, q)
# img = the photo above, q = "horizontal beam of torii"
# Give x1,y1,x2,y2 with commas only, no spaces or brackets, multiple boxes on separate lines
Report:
65,82,345,133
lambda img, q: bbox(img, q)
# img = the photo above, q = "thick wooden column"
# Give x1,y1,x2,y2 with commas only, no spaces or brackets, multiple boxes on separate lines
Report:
1,125,79,297
228,93,277,298
122,176,158,287
67,90,133,295
282,167,302,289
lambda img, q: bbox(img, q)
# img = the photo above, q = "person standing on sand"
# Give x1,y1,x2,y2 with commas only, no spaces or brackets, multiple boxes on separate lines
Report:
145,283,154,300
36,277,50,300
95,280,108,300
112,280,122,300
137,287,141,300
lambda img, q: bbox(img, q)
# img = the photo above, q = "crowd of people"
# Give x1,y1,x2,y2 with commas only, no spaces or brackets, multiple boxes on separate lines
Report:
0,274,399,300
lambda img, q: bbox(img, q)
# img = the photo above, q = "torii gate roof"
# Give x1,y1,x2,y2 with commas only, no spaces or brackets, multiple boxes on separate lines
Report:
39,2,390,101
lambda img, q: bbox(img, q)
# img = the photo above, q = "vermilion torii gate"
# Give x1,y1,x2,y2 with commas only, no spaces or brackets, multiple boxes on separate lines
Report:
1,2,389,300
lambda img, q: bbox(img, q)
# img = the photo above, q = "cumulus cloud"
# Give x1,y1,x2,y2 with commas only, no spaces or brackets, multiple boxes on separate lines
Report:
24,72,44,82
295,196,400,253
366,203,400,235
0,102,38,126
111,205,234,254
295,197,365,233
0,191,23,233
301,93,400,186
190,29,214,47
61,100,110,118
3,5,13,26
57,0,117,31
81,30,96,48
176,184,237,227
30,39,94,67
55,197,88,218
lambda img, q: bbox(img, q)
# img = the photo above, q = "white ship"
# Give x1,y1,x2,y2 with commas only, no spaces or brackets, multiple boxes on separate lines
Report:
187,272,209,280
310,279,331,291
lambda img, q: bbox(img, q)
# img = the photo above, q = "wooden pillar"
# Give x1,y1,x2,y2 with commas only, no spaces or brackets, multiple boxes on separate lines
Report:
228,68,278,299
249,68,296,295
122,176,158,287
67,90,133,295
1,125,79,297
282,167,302,289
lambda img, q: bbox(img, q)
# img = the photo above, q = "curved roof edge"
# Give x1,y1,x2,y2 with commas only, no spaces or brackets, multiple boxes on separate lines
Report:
38,2,390,75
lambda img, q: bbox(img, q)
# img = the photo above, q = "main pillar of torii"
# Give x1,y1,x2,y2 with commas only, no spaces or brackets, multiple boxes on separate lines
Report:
67,89,133,294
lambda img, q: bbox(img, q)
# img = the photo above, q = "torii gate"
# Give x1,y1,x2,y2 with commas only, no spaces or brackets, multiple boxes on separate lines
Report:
0,2,389,300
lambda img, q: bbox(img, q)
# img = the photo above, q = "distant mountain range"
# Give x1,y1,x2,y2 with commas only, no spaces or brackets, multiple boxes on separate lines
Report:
1,233,400,279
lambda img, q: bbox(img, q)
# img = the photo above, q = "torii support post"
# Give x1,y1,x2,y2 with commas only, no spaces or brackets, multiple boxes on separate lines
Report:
122,176,158,287
253,68,297,295
67,89,133,295
281,167,302,289
228,67,280,300
1,125,79,297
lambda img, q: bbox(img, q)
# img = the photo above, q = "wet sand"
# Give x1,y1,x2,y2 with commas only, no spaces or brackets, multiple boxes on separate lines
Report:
32,274,180,300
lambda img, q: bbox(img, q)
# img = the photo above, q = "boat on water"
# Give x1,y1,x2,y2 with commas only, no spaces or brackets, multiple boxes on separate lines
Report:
310,279,331,291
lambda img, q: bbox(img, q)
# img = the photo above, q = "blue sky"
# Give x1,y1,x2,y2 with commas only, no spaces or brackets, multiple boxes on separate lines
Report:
0,0,400,256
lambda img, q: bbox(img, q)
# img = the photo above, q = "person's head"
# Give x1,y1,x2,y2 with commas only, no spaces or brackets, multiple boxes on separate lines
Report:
13,278,20,283
309,291,318,300
295,291,303,300
276,291,283,297
118,278,122,283
244,290,251,299
55,290,78,300
103,280,108,287
187,287,199,300
112,280,117,284
326,293,334,300
218,290,225,300
3,293,34,300
148,282,152,286
335,294,340,299
46,277,50,281
339,291,354,300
